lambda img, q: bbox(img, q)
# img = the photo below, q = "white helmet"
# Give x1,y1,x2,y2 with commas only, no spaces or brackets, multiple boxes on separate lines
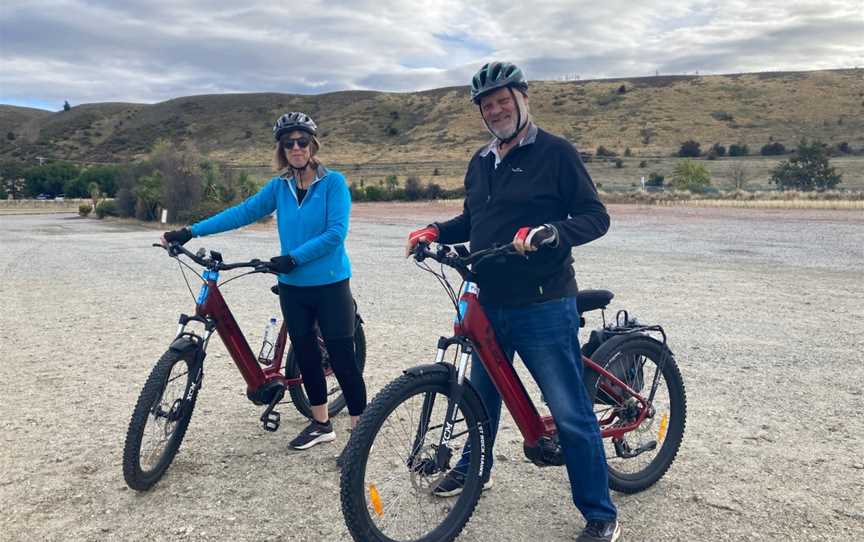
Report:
273,112,317,141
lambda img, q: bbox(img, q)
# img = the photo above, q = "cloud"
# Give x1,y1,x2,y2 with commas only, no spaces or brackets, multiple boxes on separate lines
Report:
1,0,862,109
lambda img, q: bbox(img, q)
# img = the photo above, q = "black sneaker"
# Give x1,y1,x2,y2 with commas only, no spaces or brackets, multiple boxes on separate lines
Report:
289,419,335,450
576,519,621,542
431,469,493,497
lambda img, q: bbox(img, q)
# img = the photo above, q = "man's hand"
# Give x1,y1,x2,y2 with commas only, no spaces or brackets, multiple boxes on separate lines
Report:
161,227,193,247
267,255,298,274
513,225,557,255
405,225,439,257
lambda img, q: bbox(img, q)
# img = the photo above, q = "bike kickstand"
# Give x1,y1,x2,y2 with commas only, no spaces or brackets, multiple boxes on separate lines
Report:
260,388,285,432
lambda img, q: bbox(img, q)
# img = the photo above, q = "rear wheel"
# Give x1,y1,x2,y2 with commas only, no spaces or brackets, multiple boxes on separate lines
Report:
340,369,489,542
123,348,202,491
585,334,686,494
286,323,366,419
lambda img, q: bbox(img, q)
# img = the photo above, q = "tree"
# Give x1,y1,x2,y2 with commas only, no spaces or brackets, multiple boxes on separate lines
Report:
63,100,71,112
0,161,26,199
729,163,748,190
70,165,122,198
770,139,841,191
23,161,80,196
678,140,701,157
672,159,711,192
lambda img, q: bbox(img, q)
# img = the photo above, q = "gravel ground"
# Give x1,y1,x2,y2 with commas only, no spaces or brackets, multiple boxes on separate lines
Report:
1,203,863,542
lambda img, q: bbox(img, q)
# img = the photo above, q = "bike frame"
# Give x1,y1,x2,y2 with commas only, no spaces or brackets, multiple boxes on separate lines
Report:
447,281,651,448
181,266,301,400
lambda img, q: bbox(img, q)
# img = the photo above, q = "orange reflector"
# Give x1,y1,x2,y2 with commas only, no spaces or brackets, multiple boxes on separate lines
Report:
369,484,384,517
657,414,669,442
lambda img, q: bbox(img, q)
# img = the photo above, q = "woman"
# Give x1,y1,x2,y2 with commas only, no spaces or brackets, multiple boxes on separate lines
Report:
162,112,366,451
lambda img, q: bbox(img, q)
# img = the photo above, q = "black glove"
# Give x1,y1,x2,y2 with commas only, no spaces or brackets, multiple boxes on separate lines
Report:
163,227,193,246
268,255,298,274
529,225,557,248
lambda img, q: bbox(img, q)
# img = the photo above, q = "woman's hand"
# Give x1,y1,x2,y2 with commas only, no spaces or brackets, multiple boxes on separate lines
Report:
161,227,193,247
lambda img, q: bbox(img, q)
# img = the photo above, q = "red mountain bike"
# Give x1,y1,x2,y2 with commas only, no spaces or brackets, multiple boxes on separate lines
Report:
122,242,366,491
340,242,686,542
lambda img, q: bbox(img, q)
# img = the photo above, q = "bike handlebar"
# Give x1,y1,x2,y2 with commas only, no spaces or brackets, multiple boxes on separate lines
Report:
154,242,274,274
412,241,520,279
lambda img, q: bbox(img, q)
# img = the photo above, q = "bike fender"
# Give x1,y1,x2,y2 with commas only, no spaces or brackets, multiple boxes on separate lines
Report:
590,333,672,365
169,335,203,356
404,362,453,378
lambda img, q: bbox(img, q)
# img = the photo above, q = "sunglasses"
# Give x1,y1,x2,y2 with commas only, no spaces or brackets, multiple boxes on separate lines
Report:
282,137,311,149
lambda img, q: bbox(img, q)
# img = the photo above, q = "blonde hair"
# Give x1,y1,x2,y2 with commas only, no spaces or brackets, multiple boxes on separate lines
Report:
272,135,321,173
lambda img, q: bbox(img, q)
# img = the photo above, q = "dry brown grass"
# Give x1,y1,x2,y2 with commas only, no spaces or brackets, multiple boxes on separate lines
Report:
2,69,862,169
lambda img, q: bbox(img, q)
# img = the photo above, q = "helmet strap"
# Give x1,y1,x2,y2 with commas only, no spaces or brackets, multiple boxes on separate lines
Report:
480,86,526,145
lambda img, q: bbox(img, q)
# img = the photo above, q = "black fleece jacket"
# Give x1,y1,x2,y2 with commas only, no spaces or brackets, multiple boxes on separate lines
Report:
435,126,609,306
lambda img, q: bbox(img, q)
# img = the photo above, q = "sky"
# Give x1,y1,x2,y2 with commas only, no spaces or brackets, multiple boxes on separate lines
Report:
2,0,862,111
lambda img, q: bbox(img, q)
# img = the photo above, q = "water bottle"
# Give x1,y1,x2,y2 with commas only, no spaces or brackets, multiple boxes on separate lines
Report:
258,316,278,364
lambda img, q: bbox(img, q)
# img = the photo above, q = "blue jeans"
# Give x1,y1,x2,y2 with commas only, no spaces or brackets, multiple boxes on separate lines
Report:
457,296,617,522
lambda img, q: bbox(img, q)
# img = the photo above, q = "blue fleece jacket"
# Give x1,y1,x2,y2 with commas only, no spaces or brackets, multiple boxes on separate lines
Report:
190,165,351,286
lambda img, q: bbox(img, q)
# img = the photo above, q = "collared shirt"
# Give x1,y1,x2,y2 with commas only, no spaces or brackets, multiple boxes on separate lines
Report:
479,122,539,169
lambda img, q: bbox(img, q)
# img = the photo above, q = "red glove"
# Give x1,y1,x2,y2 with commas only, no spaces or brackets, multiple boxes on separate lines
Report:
406,225,439,256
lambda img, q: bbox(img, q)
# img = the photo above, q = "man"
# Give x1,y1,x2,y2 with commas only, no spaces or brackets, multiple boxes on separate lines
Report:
405,61,620,542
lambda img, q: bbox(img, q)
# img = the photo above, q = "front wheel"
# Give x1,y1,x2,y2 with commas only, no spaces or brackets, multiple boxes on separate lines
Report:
286,323,366,419
122,348,202,491
586,334,687,494
340,369,489,542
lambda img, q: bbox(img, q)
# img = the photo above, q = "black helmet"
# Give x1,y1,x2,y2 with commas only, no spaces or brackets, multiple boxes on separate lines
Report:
273,112,317,141
470,61,528,104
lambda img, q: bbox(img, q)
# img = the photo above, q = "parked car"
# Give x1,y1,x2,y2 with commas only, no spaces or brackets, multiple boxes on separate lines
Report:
35,193,54,200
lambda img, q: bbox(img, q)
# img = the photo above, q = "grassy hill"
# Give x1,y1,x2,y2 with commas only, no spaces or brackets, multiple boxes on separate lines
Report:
2,69,863,190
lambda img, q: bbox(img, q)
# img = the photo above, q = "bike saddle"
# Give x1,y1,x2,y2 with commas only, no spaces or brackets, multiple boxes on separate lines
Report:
576,289,614,314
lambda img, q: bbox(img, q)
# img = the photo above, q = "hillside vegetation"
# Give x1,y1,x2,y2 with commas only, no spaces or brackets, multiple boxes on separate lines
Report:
2,69,863,191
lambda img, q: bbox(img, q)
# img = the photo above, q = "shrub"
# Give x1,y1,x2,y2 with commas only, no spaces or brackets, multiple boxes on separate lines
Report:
63,100,71,112
596,145,617,157
94,200,119,218
363,185,386,201
176,199,226,224
770,139,841,191
837,142,851,154
729,143,749,156
78,204,92,217
678,140,701,157
711,143,726,157
425,182,444,200
672,159,711,192
349,181,366,202
617,84,627,94
614,158,624,168
711,111,734,122
640,126,655,145
761,142,786,156
404,176,424,201
646,173,665,187
6,131,14,141
624,147,632,157
639,160,648,168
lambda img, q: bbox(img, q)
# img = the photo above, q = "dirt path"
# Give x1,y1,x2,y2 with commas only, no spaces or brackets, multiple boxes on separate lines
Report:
1,205,862,541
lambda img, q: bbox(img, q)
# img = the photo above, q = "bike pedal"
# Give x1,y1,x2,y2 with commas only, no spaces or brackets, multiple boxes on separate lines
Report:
262,410,281,432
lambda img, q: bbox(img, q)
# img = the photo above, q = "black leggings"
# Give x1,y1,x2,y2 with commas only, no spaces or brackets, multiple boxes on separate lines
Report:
278,279,366,416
